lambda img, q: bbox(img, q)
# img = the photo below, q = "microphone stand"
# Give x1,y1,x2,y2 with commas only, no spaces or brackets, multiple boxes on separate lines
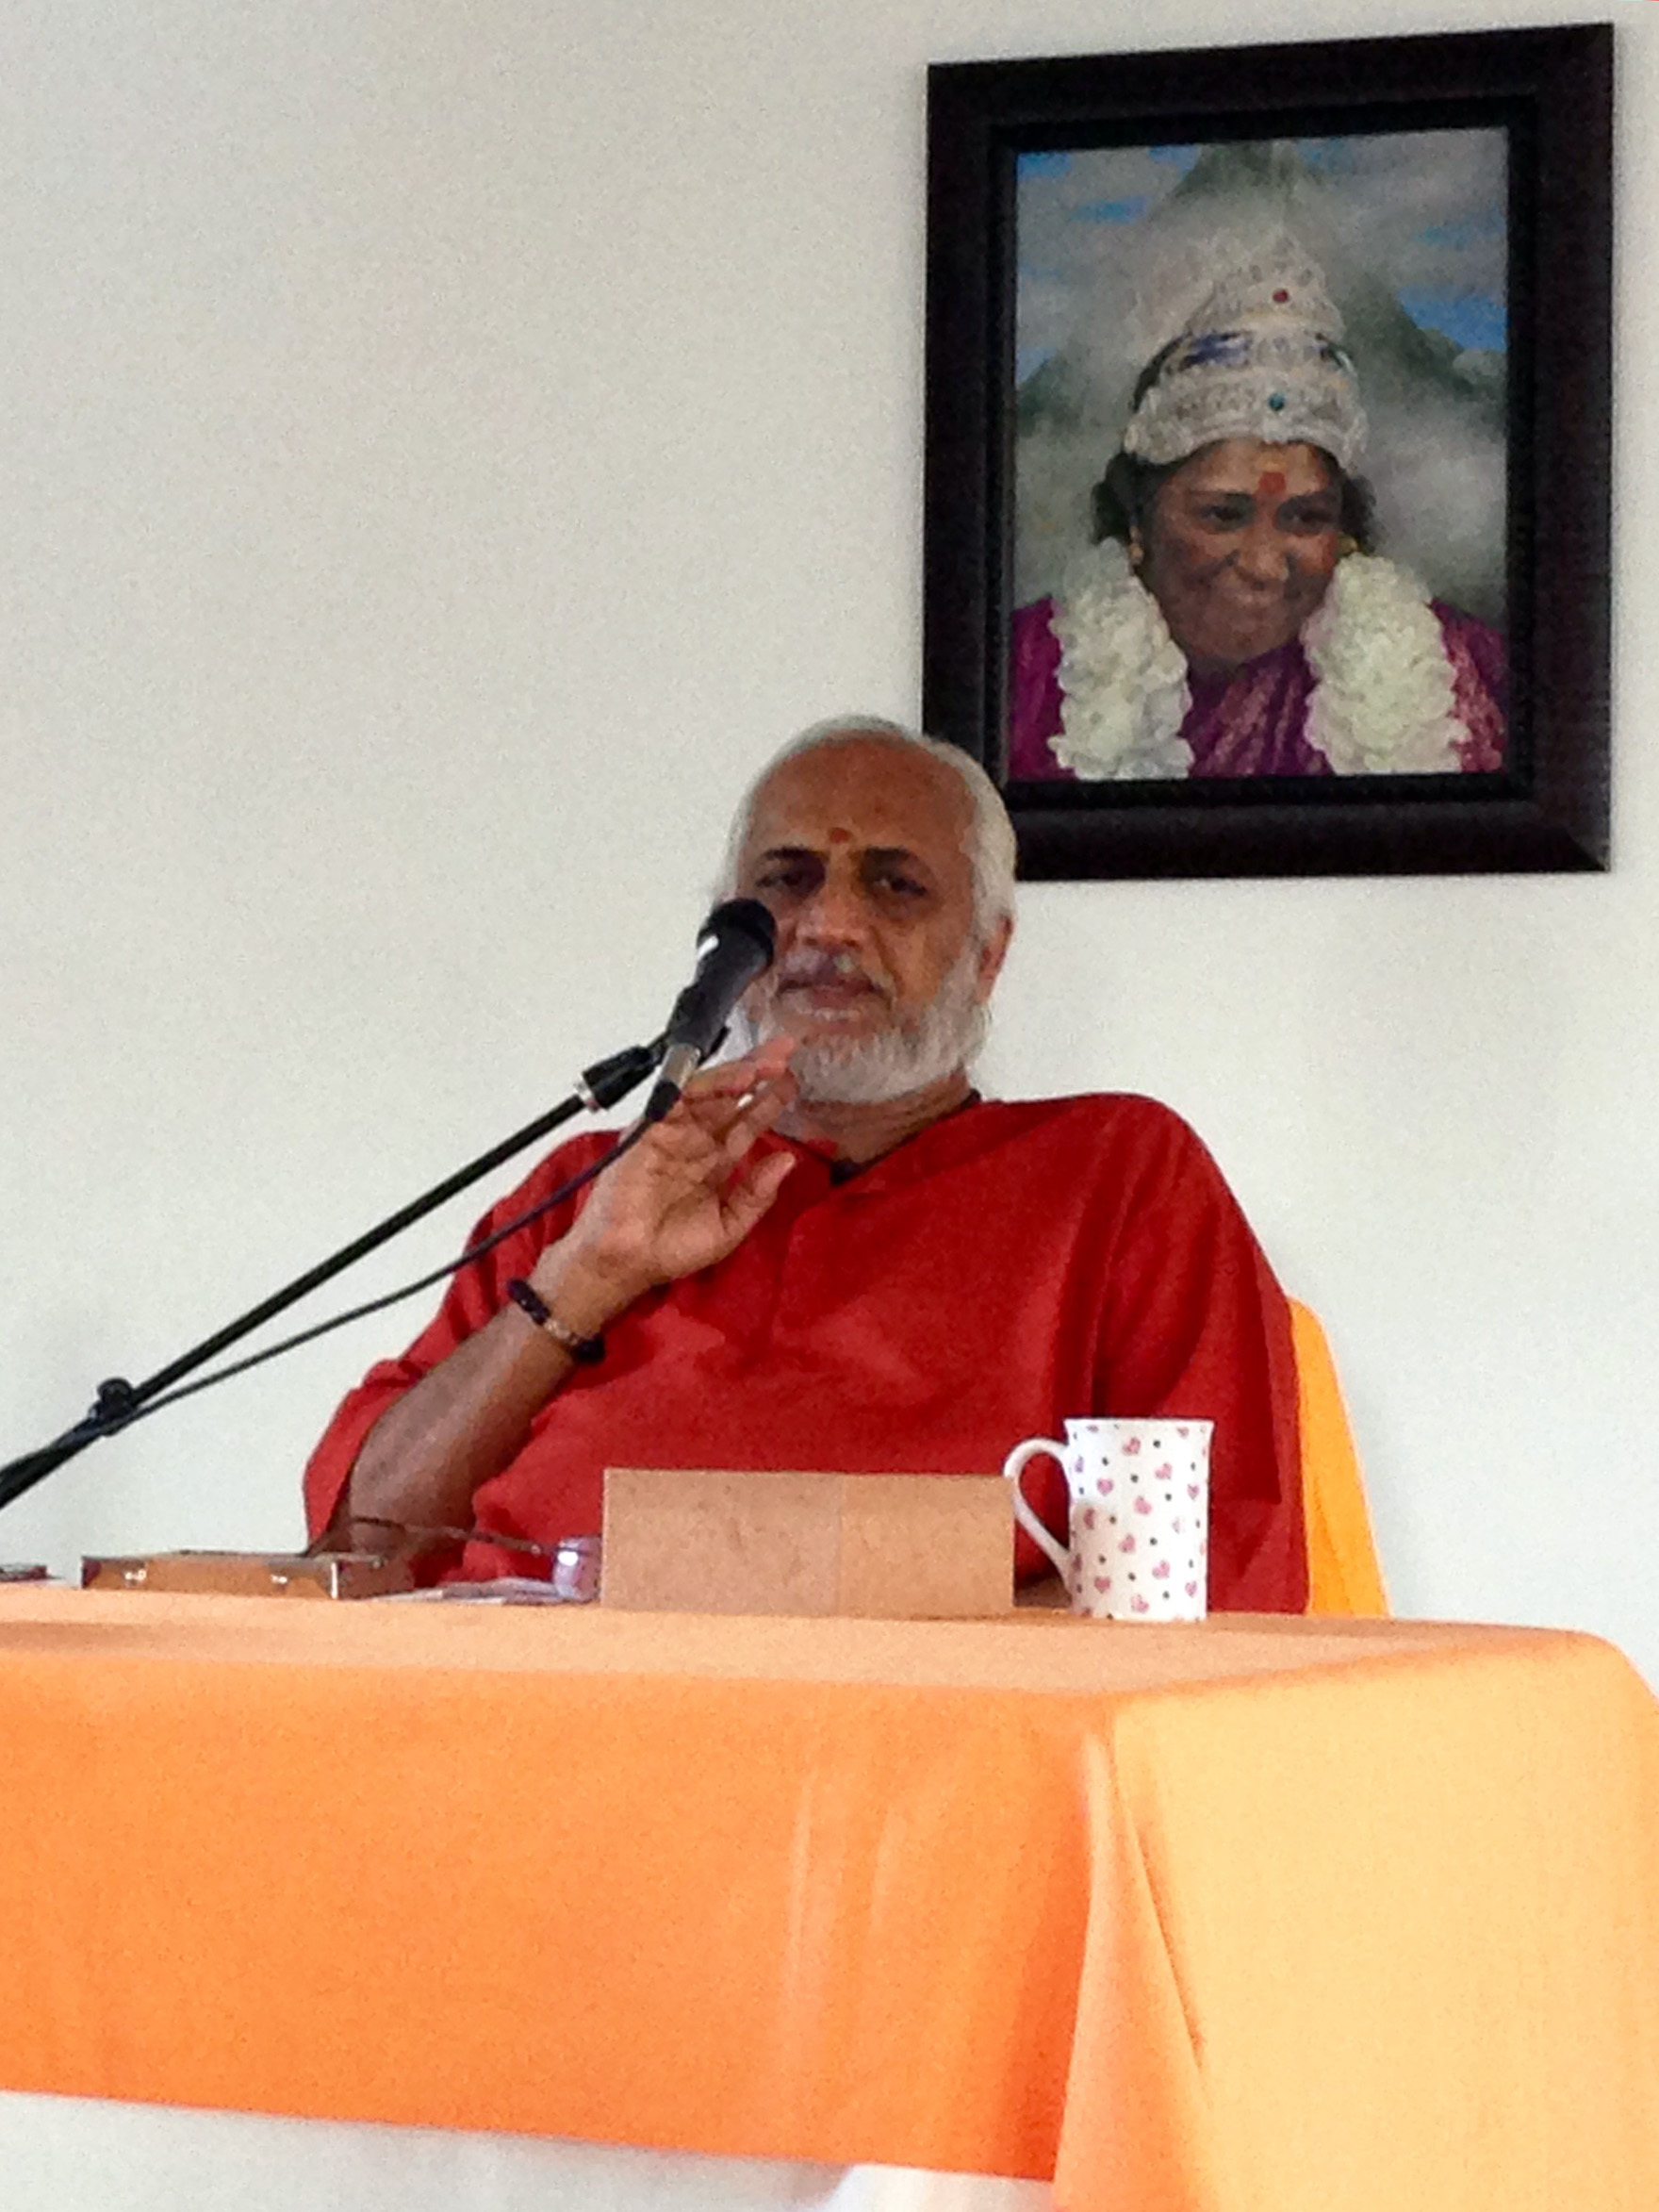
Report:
0,1038,662,1516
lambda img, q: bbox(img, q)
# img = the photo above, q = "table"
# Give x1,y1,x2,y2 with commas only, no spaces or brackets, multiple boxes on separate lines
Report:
1,1590,1656,2212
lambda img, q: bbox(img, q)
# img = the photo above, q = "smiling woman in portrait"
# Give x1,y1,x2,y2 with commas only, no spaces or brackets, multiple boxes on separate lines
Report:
1008,246,1507,782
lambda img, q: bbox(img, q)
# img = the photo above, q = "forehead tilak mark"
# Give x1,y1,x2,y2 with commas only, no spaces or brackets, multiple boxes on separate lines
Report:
1257,470,1287,498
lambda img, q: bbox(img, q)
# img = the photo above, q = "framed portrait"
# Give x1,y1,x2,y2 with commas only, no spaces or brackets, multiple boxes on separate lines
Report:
923,25,1612,878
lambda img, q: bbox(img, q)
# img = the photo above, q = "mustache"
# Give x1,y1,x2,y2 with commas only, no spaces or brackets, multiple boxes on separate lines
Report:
771,949,893,999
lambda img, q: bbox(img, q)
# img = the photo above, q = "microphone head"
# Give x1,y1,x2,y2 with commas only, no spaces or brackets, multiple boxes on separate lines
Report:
642,900,780,1126
698,898,777,968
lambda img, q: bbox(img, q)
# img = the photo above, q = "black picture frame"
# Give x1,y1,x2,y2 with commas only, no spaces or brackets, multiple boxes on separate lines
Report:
923,25,1612,880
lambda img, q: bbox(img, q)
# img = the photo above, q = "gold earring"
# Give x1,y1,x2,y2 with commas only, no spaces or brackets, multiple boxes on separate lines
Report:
1128,538,1144,569
1338,534,1358,559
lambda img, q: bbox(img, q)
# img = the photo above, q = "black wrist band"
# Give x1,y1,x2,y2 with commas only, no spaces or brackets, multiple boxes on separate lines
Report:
504,1278,606,1363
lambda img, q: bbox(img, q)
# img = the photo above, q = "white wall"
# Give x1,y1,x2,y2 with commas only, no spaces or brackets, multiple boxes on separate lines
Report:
3,0,1654,1683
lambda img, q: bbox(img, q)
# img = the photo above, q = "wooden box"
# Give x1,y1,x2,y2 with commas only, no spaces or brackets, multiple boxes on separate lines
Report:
80,1550,417,1600
600,1468,1013,1618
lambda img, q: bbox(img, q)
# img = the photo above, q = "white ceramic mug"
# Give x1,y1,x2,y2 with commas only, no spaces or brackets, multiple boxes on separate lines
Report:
1003,1417,1212,1621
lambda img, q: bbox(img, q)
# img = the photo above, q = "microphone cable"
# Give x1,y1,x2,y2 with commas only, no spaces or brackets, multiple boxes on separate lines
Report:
35,1120,654,1452
1,897,780,1504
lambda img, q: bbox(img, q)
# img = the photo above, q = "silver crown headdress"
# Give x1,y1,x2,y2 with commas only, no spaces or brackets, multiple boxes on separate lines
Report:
1122,239,1368,473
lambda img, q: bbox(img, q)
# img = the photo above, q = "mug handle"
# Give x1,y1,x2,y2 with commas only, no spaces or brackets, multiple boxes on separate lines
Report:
1001,1439,1074,1580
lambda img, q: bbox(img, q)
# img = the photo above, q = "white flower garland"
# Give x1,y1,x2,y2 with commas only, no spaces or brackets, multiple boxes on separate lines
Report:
1048,541,1194,780
1046,541,1465,781
1302,555,1464,774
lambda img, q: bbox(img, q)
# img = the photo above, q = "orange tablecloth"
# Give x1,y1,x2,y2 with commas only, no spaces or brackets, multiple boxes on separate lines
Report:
1,1591,1656,2212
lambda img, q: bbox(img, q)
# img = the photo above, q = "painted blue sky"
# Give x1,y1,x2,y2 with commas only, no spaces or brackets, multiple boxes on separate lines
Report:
1015,131,1507,386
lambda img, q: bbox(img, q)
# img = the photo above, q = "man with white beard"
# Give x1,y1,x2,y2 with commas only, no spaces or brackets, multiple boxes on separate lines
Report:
306,718,1307,1609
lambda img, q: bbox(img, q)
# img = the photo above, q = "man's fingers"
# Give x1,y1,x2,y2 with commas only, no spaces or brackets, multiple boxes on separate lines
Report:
721,1149,797,1237
715,1074,797,1161
616,1069,795,1224
643,1072,795,1169
677,1035,797,1105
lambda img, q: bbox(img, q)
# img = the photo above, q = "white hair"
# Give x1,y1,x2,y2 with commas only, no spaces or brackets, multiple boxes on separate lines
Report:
718,714,1018,948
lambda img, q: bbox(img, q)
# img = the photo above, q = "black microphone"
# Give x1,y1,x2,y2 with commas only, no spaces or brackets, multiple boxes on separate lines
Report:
642,899,777,1124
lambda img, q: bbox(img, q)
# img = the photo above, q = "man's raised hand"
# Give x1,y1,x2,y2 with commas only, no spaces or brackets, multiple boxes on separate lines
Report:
530,1037,799,1333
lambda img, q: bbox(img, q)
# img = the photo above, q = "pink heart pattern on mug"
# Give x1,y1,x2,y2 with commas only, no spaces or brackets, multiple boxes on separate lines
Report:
1006,1418,1207,1623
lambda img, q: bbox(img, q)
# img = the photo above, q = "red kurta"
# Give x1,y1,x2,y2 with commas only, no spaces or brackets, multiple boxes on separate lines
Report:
304,1094,1307,1610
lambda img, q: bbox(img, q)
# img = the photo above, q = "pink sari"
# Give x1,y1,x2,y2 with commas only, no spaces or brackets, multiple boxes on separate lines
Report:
1007,597,1506,781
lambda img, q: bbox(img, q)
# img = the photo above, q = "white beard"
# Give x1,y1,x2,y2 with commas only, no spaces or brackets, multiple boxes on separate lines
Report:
729,940,989,1105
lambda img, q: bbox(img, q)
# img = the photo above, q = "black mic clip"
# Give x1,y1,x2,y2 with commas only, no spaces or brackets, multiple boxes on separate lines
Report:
576,1038,668,1114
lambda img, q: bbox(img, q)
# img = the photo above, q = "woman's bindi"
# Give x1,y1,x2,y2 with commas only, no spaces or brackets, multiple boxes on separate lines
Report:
1257,470,1287,500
